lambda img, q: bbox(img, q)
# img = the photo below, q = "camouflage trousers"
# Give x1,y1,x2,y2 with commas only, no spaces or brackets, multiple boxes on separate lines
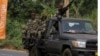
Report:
22,29,45,49
22,29,38,49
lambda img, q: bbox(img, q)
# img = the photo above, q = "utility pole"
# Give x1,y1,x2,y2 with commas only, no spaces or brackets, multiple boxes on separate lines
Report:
64,0,69,18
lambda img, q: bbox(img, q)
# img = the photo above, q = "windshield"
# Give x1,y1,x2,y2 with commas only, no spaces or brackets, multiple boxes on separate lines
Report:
62,20,96,34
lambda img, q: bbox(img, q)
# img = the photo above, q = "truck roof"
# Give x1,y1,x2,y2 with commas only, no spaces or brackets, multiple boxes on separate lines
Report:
50,17,92,22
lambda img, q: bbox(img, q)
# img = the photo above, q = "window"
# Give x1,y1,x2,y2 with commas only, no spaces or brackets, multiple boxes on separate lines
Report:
85,23,95,33
62,20,95,33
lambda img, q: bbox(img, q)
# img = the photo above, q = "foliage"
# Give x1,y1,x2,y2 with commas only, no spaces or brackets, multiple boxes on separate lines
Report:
0,18,24,49
70,0,97,17
8,0,43,19
40,0,57,18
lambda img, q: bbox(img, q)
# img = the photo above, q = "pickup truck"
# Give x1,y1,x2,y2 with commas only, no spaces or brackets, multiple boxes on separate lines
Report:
22,17,97,56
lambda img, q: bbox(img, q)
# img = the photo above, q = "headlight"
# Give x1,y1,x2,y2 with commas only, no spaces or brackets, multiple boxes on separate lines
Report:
72,41,86,48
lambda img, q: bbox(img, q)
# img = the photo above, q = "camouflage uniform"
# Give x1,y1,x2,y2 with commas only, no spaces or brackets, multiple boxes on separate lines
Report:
26,18,40,38
22,18,40,49
40,20,47,32
38,16,47,38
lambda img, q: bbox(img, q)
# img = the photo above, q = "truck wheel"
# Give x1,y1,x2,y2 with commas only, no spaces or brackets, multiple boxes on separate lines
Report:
62,48,72,56
29,46,41,56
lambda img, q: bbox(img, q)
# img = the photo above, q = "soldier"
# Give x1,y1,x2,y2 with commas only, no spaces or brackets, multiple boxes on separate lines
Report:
23,12,40,49
38,15,47,38
41,15,47,32
26,12,40,38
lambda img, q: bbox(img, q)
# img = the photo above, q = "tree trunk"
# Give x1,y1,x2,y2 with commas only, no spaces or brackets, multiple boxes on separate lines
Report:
64,0,69,18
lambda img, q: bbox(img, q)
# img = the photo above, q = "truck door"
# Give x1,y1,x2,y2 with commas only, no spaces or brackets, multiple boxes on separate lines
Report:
45,20,61,53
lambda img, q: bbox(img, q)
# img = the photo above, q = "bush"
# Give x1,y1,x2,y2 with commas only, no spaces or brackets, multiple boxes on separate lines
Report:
0,18,26,49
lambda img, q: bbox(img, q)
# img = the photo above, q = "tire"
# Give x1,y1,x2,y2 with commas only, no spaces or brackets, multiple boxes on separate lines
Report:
62,48,72,56
29,46,41,56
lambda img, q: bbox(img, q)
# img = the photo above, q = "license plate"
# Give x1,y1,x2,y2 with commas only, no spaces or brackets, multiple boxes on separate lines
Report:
95,52,98,56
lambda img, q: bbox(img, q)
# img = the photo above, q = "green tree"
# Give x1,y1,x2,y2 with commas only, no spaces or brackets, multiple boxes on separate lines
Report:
70,0,97,17
40,0,60,18
8,0,43,19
